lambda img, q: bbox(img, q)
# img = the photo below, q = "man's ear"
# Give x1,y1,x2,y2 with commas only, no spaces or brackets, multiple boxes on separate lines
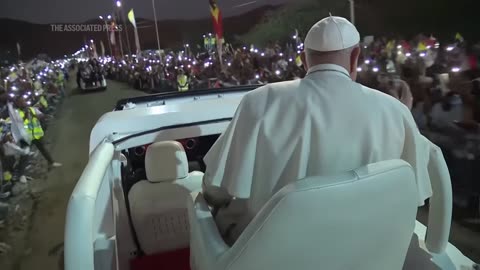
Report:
350,46,361,80
351,47,361,71
300,51,308,71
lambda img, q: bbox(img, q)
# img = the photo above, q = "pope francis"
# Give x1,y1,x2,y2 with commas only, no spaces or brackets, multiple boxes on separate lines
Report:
201,16,447,245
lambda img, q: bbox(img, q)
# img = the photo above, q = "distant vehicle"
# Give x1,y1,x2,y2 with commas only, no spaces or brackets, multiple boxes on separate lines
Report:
78,67,107,91
79,74,107,91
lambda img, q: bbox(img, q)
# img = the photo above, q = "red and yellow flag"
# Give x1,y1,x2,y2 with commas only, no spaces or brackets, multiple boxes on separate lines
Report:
209,0,223,40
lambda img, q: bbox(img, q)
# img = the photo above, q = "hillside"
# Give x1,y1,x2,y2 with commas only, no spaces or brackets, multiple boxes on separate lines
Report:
0,5,279,59
241,0,480,46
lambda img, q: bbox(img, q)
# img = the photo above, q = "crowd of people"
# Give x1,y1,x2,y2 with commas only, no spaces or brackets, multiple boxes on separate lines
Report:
1,31,479,211
355,35,480,130
94,32,480,208
87,33,480,121
0,60,68,201
355,36,480,202
97,38,306,92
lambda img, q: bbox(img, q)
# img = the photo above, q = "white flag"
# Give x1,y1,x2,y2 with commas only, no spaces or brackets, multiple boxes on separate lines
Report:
8,103,30,144
92,42,99,59
100,41,105,57
16,42,21,56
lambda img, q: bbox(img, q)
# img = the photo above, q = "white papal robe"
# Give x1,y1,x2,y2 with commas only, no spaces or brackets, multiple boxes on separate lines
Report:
203,64,445,243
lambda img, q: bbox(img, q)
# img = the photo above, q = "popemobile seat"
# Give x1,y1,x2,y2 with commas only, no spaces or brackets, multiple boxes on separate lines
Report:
129,141,203,255
188,159,419,270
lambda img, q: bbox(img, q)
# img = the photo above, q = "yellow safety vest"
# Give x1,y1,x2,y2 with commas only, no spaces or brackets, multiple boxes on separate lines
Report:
1,124,11,182
455,32,464,42
8,72,18,81
295,55,303,67
18,107,44,140
56,73,64,87
386,40,395,50
40,96,48,108
3,171,12,182
417,42,427,52
34,96,48,109
33,81,42,90
177,75,189,92
385,40,395,55
5,72,17,89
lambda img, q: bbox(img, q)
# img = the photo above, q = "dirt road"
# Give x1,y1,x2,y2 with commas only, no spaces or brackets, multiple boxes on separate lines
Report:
16,79,145,270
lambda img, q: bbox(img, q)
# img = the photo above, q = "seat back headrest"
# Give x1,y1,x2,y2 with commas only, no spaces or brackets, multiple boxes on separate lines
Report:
145,141,189,183
232,159,418,270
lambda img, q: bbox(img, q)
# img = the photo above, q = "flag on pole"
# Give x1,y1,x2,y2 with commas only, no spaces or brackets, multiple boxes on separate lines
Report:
100,41,106,57
209,0,223,40
128,9,137,28
209,0,224,70
128,9,141,54
294,29,303,48
110,22,116,45
92,41,99,59
16,42,21,57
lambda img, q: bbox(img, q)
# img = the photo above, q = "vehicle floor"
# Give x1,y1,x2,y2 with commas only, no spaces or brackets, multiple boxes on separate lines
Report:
1,78,478,270
7,79,146,270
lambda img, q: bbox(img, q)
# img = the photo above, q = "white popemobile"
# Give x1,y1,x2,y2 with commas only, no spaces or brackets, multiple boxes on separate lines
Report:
64,86,478,270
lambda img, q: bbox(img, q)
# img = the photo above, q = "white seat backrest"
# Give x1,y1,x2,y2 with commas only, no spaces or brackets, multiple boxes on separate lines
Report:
129,141,203,255
223,160,418,270
145,141,189,183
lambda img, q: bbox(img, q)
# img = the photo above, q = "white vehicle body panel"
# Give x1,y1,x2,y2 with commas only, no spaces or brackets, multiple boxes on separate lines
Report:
65,142,478,270
66,87,477,270
90,91,247,153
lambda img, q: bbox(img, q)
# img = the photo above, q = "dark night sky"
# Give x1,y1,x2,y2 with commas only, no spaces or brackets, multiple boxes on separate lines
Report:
0,0,288,24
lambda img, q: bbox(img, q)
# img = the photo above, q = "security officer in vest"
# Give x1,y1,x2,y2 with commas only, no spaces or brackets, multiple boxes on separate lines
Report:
15,96,62,169
177,69,189,92
203,35,209,51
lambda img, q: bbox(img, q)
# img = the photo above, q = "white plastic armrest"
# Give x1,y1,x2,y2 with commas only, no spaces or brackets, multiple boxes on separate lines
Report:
426,142,452,254
188,192,229,270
